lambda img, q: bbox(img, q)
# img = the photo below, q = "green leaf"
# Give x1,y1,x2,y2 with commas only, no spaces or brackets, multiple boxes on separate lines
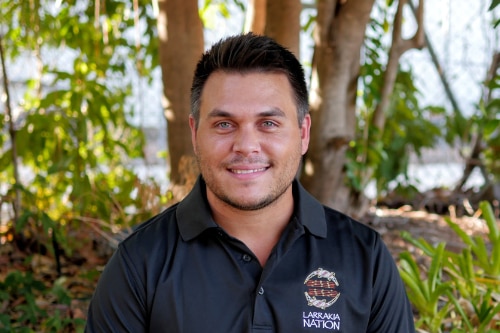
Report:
483,119,500,137
489,0,500,11
428,243,446,292
399,252,430,302
41,213,56,234
480,201,499,241
494,18,500,28
444,217,475,247
447,290,474,332
480,302,500,329
15,211,34,234
401,231,437,256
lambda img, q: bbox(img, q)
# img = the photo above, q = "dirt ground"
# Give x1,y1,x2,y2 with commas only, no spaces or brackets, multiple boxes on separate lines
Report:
361,205,492,261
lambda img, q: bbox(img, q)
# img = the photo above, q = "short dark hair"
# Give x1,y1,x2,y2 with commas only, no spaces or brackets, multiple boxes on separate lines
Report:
190,33,309,128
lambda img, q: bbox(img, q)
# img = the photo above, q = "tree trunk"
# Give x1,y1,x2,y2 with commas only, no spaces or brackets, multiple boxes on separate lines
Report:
157,0,204,197
264,0,301,56
244,0,266,34
300,0,375,217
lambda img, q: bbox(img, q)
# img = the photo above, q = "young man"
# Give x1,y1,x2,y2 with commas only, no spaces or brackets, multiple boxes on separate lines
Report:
86,33,415,332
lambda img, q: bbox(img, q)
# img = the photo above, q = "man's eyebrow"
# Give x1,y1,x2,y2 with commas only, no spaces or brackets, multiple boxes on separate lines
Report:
207,108,286,118
259,108,286,118
207,109,232,118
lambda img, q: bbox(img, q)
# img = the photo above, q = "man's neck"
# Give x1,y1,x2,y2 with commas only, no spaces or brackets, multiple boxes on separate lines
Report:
207,189,294,267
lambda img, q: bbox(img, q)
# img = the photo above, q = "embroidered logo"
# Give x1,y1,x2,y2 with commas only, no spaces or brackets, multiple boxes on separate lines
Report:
304,268,340,310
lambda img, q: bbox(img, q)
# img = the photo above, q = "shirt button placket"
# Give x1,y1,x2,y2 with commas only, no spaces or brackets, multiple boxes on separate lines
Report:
253,285,272,331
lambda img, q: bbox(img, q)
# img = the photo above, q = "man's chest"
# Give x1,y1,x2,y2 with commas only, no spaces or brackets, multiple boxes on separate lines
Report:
147,240,373,332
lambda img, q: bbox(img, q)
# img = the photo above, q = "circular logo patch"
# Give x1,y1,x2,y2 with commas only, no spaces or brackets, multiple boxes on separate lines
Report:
304,268,340,310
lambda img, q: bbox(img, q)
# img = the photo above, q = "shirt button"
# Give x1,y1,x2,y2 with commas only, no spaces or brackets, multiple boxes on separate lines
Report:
242,254,252,262
258,287,264,295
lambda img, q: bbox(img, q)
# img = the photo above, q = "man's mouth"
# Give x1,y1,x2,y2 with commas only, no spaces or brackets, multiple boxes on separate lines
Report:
230,167,268,174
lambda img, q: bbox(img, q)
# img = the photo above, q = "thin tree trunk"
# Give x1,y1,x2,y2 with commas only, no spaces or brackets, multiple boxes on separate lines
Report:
0,34,21,224
244,0,266,34
264,0,301,57
157,0,204,197
360,0,425,202
454,135,484,191
407,0,461,115
455,52,500,192
371,0,425,130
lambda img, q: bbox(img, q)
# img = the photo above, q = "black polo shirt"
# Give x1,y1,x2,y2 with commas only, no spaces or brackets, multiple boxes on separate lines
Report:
86,177,415,332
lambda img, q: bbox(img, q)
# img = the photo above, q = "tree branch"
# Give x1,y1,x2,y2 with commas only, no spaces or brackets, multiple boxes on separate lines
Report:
0,34,21,223
454,52,500,192
371,0,425,130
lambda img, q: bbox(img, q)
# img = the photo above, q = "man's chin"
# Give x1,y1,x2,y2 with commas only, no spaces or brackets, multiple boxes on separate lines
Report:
220,193,278,211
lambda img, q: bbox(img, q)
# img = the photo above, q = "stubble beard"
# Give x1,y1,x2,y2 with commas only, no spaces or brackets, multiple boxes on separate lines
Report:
195,148,301,212
216,182,290,211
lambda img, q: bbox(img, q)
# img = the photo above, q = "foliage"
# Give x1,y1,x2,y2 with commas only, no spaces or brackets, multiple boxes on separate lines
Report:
400,243,452,332
0,0,497,330
443,0,500,185
444,68,500,185
490,0,500,28
348,0,499,198
200,0,245,29
347,1,442,196
479,72,500,181
400,201,500,332
0,2,171,329
0,1,165,258
0,270,85,332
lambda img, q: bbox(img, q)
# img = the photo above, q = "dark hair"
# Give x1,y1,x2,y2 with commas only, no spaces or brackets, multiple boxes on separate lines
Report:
190,33,309,128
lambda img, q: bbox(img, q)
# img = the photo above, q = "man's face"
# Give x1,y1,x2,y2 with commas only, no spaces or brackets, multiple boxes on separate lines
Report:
190,71,311,211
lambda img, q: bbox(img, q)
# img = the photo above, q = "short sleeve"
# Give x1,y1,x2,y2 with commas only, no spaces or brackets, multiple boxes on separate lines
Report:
85,245,148,333
367,236,415,333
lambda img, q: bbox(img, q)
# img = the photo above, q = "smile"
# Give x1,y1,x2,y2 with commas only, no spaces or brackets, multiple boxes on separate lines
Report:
231,168,267,174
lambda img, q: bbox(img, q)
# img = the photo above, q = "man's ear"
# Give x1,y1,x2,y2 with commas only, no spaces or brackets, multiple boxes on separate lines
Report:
189,115,197,154
300,114,311,155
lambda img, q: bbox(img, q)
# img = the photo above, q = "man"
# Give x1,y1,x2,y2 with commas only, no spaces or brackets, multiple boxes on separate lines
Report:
86,33,415,332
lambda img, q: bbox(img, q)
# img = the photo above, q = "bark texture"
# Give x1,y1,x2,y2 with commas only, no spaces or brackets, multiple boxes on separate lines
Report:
302,0,425,217
264,0,301,56
300,0,375,217
157,0,204,196
244,0,267,34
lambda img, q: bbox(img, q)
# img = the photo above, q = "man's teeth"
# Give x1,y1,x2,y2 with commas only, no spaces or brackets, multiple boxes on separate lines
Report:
232,168,266,174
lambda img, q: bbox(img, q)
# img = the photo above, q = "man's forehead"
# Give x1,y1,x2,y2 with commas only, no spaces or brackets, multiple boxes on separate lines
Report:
206,108,287,119
197,71,297,121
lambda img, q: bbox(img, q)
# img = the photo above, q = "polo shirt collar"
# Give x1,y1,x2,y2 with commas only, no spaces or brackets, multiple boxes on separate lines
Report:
293,180,327,238
176,177,218,241
176,176,327,241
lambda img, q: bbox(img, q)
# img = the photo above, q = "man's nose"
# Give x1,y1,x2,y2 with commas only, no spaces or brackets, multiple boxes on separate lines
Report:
232,127,261,155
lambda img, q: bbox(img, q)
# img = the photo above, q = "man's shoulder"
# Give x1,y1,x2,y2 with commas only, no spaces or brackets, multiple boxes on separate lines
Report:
118,203,181,251
322,205,380,241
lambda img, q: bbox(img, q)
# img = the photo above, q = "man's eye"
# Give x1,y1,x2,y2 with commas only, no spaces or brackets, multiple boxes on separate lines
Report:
216,122,232,128
262,121,277,127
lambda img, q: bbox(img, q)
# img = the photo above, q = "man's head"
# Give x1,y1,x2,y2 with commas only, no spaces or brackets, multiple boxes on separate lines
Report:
189,34,311,212
190,33,309,129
